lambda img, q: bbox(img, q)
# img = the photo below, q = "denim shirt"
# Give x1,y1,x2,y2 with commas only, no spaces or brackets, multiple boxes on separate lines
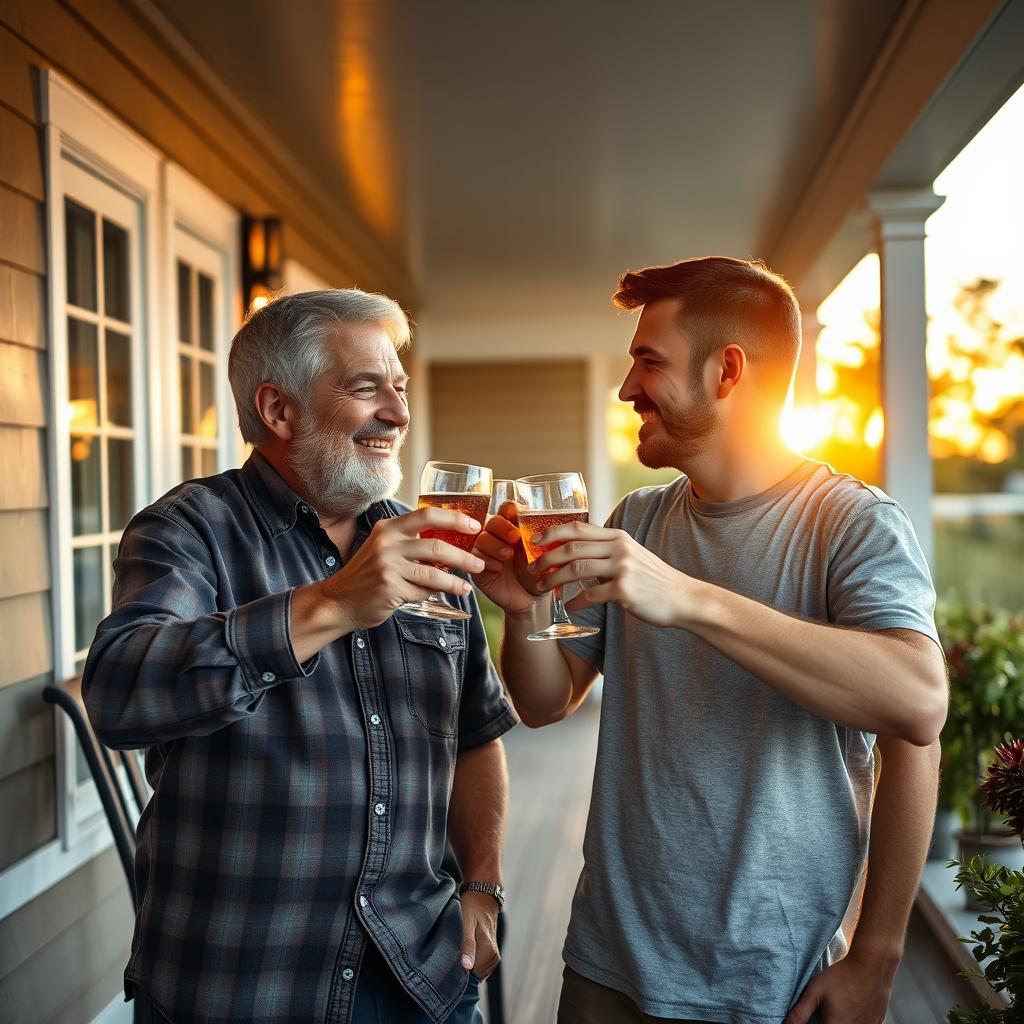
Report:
82,452,517,1023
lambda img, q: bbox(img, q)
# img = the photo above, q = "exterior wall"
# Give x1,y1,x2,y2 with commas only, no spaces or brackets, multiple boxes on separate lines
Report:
0,849,132,1023
0,15,55,875
429,361,588,481
0,4,405,1020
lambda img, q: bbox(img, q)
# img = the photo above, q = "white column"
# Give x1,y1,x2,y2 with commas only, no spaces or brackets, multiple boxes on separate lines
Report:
795,309,820,408
867,188,944,568
586,354,615,525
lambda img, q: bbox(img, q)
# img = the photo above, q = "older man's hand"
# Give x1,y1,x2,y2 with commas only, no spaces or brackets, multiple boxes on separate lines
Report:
458,890,500,980
290,508,485,660
325,507,486,631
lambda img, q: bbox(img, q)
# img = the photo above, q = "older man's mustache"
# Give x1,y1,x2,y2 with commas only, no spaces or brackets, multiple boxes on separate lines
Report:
352,424,405,443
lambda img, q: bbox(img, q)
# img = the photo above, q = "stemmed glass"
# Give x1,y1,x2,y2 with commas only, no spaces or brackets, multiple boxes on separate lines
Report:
489,479,518,516
515,472,601,642
399,461,492,621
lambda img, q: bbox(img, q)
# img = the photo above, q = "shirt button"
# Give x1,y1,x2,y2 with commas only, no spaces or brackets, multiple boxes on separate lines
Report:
438,635,447,648
341,967,354,982
370,714,381,726
325,555,337,568
300,505,310,515
261,671,276,683
356,637,366,650
374,803,386,816
359,894,368,908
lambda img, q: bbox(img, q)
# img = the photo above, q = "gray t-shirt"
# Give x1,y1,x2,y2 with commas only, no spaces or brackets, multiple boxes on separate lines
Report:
560,459,938,1024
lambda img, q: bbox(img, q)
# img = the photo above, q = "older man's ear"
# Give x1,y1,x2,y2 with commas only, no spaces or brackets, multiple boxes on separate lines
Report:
253,382,296,442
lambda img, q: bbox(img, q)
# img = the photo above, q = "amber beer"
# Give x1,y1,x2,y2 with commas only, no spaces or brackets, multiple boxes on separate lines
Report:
418,493,490,553
518,509,589,567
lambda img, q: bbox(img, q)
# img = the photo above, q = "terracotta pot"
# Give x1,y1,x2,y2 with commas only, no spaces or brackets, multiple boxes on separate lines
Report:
957,828,1024,910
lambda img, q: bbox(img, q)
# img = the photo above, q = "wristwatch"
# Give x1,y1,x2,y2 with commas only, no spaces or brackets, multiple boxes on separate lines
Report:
459,881,506,909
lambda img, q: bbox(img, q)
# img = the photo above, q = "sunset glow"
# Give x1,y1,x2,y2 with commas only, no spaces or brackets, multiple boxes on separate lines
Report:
782,82,1024,474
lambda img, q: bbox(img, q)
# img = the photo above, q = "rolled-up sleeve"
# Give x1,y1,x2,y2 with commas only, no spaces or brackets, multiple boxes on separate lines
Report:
456,589,518,752
83,507,317,749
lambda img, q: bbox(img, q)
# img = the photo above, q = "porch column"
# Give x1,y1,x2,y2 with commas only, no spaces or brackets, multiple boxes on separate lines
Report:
867,188,944,568
795,310,820,408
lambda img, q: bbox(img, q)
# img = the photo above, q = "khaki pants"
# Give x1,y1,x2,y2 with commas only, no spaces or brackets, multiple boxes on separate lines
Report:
556,967,720,1024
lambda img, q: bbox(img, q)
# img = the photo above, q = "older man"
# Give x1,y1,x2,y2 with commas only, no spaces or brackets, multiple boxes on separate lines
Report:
83,290,516,1024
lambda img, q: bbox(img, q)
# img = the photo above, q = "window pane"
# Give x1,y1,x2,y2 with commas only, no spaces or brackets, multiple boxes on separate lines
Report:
177,260,192,343
108,438,134,531
70,435,101,535
198,362,217,438
106,329,132,426
201,447,217,476
102,219,130,322
73,546,104,651
65,199,97,311
198,273,214,351
180,354,194,434
181,445,194,479
67,318,99,429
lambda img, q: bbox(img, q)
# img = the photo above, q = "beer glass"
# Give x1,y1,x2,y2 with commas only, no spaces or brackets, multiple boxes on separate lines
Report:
515,472,601,642
399,461,492,621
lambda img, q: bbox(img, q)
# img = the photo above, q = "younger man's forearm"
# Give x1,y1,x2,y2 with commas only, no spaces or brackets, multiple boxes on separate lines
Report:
499,600,577,726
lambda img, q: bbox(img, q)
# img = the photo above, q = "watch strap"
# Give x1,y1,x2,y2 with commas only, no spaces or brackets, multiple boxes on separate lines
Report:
459,880,506,908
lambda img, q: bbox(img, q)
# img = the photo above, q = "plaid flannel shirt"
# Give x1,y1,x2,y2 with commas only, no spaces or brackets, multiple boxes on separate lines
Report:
82,452,517,1023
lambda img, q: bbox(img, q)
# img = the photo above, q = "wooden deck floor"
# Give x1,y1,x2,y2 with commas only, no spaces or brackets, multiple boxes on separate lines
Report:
483,694,982,1024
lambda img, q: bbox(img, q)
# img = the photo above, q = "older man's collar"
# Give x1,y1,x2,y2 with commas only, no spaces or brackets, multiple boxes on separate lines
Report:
242,450,403,538
241,450,308,538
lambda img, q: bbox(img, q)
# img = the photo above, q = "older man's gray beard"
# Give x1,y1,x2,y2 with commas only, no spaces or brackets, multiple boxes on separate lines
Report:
290,415,405,518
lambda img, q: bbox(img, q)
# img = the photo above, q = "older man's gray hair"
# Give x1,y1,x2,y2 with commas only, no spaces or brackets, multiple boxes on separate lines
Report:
228,289,411,445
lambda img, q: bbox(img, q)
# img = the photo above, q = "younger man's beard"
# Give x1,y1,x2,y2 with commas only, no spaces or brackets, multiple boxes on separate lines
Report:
290,412,405,518
636,384,717,469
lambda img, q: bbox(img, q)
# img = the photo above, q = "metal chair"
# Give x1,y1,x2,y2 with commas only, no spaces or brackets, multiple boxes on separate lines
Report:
43,676,146,910
44,676,507,1023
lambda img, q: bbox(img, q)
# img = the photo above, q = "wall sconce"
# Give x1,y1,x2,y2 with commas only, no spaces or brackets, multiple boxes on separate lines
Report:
242,216,283,313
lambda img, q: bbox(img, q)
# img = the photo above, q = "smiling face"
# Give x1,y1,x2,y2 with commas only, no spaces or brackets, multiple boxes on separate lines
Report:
618,298,718,469
289,323,410,517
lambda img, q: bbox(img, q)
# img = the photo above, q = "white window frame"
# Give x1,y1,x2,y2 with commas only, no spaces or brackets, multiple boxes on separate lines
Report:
0,72,242,920
162,163,244,477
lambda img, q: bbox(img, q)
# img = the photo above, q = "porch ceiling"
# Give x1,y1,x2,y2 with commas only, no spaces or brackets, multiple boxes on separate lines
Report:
148,0,1002,315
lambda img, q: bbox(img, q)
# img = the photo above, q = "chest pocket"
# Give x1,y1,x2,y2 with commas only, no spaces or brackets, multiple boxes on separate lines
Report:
396,616,467,739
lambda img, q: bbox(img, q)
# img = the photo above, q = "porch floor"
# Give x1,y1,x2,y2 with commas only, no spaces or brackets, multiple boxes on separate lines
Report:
485,695,982,1023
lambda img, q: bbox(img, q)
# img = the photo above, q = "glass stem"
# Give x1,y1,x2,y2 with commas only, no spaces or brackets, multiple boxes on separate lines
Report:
550,586,572,626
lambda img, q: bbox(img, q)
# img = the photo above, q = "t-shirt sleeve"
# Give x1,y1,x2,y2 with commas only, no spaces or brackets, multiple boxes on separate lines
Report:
827,500,939,645
456,587,518,751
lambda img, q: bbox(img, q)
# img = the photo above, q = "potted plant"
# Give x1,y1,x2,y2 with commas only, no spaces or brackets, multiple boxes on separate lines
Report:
935,599,1024,884
948,738,1024,1021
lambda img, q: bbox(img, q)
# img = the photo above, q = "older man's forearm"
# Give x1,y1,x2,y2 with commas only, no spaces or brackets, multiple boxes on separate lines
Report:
448,739,508,882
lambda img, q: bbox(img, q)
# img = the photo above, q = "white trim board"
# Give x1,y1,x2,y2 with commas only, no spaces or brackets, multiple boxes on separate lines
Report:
0,821,114,919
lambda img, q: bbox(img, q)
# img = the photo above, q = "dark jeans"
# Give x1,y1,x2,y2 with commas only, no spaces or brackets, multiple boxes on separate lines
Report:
132,990,173,1023
558,966,823,1024
353,940,483,1024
